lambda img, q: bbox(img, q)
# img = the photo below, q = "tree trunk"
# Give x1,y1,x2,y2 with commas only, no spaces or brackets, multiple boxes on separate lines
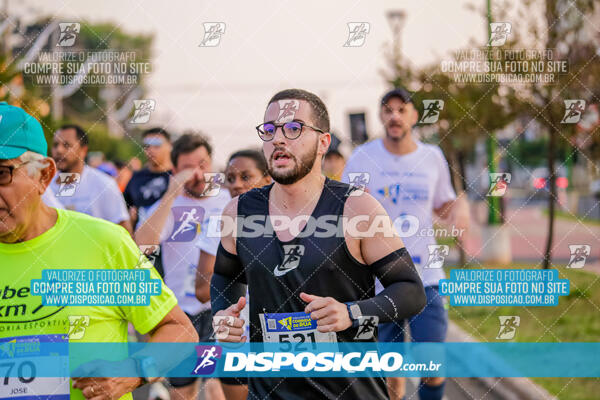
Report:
541,0,560,270
444,143,468,267
457,151,468,267
543,113,557,269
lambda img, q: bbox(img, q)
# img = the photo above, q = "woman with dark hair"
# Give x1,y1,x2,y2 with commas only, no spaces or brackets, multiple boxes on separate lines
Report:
224,149,271,197
196,149,270,400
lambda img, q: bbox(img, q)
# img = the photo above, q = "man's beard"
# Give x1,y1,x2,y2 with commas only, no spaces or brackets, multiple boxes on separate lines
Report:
56,158,79,172
184,181,205,198
385,124,409,142
268,141,317,185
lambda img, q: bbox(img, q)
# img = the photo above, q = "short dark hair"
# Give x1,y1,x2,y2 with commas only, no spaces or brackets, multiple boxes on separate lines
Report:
59,124,88,146
113,159,126,169
142,127,171,141
171,133,212,166
228,149,268,176
268,89,330,133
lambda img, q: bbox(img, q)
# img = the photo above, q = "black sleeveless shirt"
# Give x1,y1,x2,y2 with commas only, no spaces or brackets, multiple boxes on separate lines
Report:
236,178,389,400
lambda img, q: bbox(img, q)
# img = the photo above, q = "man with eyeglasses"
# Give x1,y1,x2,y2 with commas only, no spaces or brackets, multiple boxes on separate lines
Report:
124,127,174,229
50,124,132,233
210,89,427,399
0,102,197,400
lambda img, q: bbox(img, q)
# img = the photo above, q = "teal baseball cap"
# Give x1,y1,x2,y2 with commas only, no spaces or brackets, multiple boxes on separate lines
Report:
0,101,47,160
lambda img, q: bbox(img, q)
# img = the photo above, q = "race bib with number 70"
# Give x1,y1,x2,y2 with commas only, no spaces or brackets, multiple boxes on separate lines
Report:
0,334,69,400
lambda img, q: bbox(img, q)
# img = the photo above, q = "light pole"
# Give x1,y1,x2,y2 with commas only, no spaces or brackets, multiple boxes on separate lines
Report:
486,0,502,225
386,10,406,81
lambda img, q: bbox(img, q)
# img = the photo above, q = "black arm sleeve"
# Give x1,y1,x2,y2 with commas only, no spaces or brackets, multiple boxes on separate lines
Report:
355,247,426,323
210,243,247,316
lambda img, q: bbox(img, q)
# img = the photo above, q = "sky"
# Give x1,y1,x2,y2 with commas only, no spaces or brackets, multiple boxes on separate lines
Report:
23,0,486,165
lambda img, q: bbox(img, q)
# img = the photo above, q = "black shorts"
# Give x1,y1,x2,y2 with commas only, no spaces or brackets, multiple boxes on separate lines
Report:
219,376,248,386
168,310,213,388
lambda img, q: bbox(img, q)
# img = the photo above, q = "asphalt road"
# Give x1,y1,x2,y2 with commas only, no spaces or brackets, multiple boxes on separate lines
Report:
134,376,511,400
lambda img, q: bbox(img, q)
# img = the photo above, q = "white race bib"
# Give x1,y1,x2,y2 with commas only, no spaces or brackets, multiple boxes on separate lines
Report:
0,334,69,399
259,312,336,351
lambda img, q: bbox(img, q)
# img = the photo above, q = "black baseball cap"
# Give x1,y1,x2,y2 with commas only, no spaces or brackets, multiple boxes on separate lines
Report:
381,87,413,106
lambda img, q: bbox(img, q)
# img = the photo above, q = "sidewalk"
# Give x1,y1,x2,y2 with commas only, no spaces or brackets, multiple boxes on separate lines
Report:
460,204,600,269
401,321,556,400
444,321,556,400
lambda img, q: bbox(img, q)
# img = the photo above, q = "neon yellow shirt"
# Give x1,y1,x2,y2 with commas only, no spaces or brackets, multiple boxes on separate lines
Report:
0,208,178,400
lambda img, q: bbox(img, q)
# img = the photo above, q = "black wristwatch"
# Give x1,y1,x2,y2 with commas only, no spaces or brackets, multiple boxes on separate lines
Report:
132,356,160,386
346,302,362,328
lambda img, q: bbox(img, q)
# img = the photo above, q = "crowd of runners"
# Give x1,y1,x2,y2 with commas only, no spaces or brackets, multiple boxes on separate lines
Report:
0,86,469,400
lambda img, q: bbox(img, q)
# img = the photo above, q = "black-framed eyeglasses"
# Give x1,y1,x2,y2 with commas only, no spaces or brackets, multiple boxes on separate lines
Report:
0,161,31,185
255,120,325,141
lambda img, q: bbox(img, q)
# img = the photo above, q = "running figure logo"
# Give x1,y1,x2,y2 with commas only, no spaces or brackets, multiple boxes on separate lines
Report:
419,100,444,124
192,345,223,375
56,173,80,197
0,340,16,357
273,245,305,276
137,245,161,268
567,245,590,269
203,173,225,197
488,22,511,46
354,316,379,340
344,22,370,47
130,100,156,124
199,23,226,47
425,245,449,269
496,316,520,340
57,23,80,47
168,206,205,242
278,316,293,331
561,100,586,124
347,172,370,196
276,100,300,123
211,316,235,340
487,173,511,197
68,316,90,340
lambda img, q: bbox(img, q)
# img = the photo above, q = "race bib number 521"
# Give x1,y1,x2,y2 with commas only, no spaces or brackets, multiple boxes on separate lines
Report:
259,312,337,351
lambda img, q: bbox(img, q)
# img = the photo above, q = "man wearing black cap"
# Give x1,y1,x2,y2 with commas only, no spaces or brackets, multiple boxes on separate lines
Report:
343,88,470,400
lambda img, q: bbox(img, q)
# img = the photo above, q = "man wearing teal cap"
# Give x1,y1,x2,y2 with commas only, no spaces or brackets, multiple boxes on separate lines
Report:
0,101,48,158
0,101,63,209
0,103,197,400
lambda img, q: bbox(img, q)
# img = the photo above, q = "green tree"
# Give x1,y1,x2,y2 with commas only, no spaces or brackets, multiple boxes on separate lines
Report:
5,17,155,161
493,0,599,268
381,9,524,265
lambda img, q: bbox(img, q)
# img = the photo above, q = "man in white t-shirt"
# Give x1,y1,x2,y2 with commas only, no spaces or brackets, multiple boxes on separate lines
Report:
135,133,229,400
50,124,131,232
342,88,469,400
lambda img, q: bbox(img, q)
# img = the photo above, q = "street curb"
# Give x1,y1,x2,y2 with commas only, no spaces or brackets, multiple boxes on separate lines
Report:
447,321,557,400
